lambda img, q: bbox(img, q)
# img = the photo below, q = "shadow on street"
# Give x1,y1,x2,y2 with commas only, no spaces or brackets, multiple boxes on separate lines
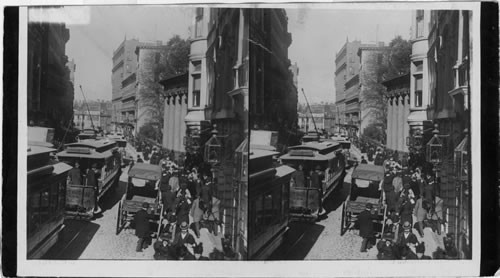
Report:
323,175,351,215
269,221,325,260
99,179,127,213
43,219,100,260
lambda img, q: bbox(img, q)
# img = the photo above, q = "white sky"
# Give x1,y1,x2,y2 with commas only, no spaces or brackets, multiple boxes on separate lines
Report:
286,8,412,104
29,6,193,101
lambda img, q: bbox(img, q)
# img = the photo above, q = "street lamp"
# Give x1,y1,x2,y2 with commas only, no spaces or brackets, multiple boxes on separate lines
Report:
426,124,443,165
204,124,222,166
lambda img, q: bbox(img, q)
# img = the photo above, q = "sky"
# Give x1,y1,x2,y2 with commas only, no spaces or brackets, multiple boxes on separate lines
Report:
29,6,193,101
285,8,412,104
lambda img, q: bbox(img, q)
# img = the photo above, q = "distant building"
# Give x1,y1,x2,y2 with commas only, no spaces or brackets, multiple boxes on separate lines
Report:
111,39,162,136
27,22,73,143
111,38,140,133
250,9,298,149
73,100,113,132
334,39,362,132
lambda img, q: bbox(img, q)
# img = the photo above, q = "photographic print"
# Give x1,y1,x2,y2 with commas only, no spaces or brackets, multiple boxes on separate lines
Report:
248,7,474,261
16,1,482,277
25,6,248,261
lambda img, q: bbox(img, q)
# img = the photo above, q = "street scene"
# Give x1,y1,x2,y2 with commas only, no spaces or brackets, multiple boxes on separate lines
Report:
248,8,472,260
27,6,248,260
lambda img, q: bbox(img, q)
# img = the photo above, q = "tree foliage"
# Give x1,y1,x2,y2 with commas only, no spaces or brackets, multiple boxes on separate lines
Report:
362,123,386,143
138,35,190,132
138,121,160,141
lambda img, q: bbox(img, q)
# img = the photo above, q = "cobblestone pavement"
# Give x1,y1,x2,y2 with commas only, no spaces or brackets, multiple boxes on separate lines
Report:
271,145,443,260
44,142,222,260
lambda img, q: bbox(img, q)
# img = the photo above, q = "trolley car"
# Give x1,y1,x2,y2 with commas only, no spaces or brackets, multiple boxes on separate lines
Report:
279,141,346,221
326,136,354,167
248,148,295,260
116,163,163,238
57,139,122,219
340,164,387,236
27,136,72,258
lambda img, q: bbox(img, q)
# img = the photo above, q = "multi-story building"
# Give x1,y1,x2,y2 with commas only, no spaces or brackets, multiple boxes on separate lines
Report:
27,22,73,142
73,100,113,132
426,10,472,258
111,38,140,133
335,39,362,132
188,8,249,259
250,9,298,149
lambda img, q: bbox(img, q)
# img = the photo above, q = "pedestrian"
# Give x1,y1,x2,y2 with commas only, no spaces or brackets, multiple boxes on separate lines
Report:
137,155,144,163
376,238,396,260
175,245,195,260
413,197,429,237
398,195,414,228
396,221,418,250
358,203,377,252
68,161,83,185
134,202,153,252
360,156,368,164
153,234,176,260
174,192,191,227
169,170,180,193
193,243,209,260
173,221,196,249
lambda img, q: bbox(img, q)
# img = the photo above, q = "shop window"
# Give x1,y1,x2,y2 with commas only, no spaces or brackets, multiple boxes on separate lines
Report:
416,10,424,38
195,8,204,38
192,75,201,107
414,75,423,107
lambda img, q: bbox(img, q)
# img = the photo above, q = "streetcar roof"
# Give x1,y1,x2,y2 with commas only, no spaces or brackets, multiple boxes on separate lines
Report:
250,149,279,160
351,164,385,181
52,162,73,175
128,163,162,180
57,149,113,159
287,141,340,155
27,145,56,156
279,150,336,161
65,139,117,150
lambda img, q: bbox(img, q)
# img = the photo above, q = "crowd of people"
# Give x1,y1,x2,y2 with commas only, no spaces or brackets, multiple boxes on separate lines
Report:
356,145,460,260
129,136,227,260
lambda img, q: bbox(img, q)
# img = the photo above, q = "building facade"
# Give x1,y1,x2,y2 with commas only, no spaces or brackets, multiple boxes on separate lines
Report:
187,8,249,259
383,73,411,153
27,22,73,142
249,9,298,150
160,73,188,158
335,39,362,133
111,38,140,133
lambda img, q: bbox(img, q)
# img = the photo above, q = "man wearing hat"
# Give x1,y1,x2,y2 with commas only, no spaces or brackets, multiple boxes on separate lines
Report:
376,238,395,260
360,156,368,164
68,161,83,185
173,221,196,250
396,221,418,249
358,203,378,252
134,202,154,252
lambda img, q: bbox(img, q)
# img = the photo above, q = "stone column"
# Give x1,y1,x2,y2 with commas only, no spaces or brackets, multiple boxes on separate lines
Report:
180,93,188,153
387,98,392,149
403,94,411,153
392,96,399,151
168,96,175,151
173,93,182,153
398,95,405,151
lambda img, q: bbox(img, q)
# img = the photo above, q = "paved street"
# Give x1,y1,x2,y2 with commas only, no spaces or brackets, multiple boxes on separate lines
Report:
270,145,444,260
44,143,222,260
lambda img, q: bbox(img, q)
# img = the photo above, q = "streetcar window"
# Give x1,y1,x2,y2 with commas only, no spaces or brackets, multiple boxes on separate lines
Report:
253,195,264,236
50,182,59,213
58,180,66,211
39,188,51,224
263,193,273,226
